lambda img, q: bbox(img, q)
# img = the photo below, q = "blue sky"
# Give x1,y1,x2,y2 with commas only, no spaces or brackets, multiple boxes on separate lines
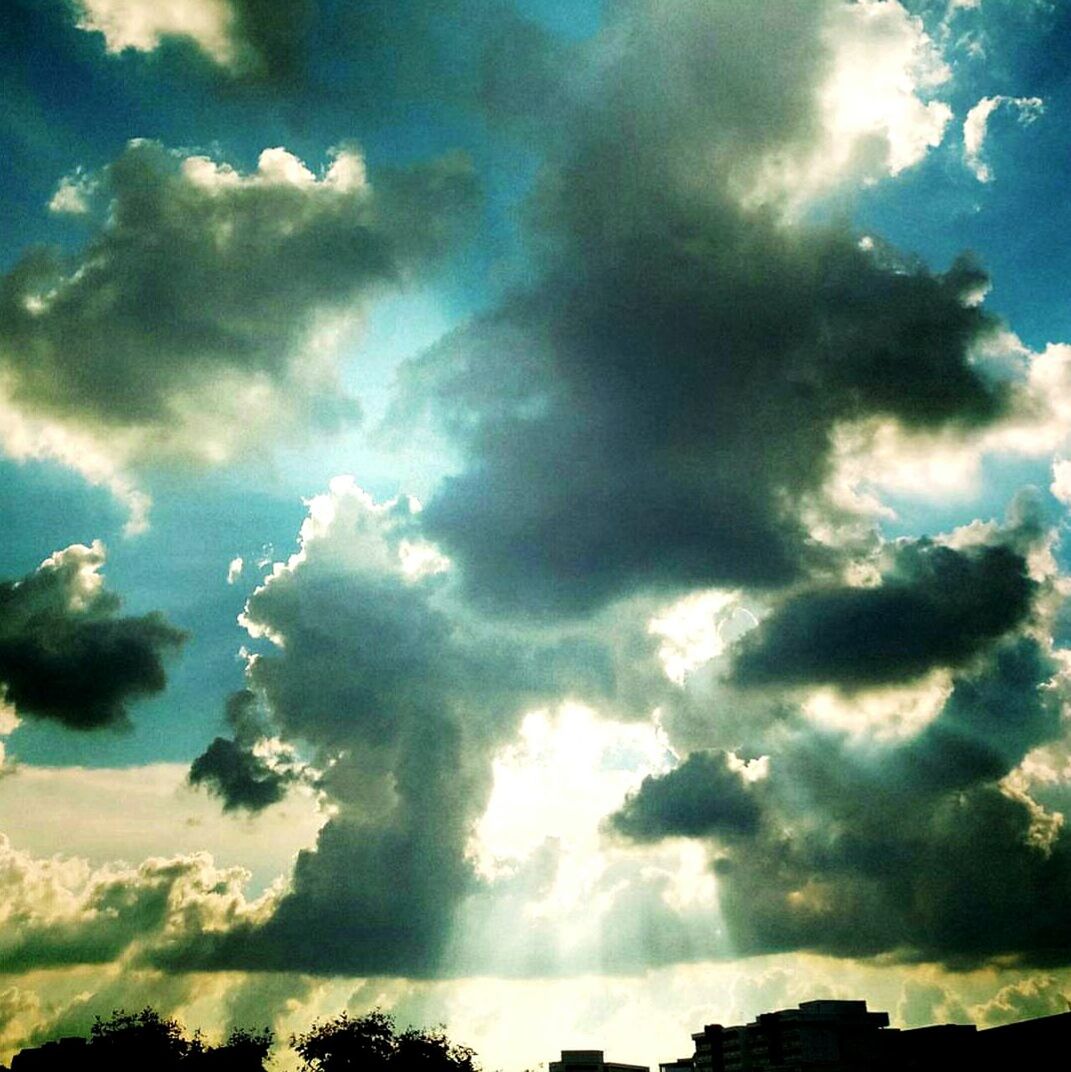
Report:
4,2,1071,1068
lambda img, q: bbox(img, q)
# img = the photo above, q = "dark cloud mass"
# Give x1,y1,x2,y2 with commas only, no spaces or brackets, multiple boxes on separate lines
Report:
0,137,478,462
188,737,290,813
732,539,1037,689
0,543,185,730
616,633,1071,967
892,637,1064,795
173,482,648,975
189,689,295,812
611,751,761,842
394,2,1008,618
228,0,316,84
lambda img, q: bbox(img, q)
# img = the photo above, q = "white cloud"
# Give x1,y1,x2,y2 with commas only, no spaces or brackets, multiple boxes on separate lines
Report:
47,171,95,215
1052,459,1071,506
0,832,279,974
226,556,244,585
0,383,151,535
74,0,237,67
964,95,1044,182
648,590,749,686
749,0,954,208
0,141,475,531
826,334,1071,511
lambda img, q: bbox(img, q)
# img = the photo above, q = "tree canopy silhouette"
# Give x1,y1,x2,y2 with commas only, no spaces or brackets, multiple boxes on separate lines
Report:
9,1009,272,1071
292,1010,478,1072
7,1006,481,1071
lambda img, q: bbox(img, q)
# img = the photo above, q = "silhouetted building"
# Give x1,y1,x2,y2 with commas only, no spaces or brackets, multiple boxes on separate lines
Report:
691,1023,726,1072
10,1037,87,1070
688,1001,893,1072
550,1050,649,1072
897,1023,977,1070
678,1001,1071,1072
660,1058,694,1072
982,1009,1071,1061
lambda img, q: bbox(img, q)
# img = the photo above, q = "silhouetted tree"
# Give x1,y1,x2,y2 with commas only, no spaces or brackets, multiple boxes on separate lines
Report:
292,1010,477,1072
65,1009,271,1071
89,1008,200,1069
395,1025,477,1072
198,1027,274,1071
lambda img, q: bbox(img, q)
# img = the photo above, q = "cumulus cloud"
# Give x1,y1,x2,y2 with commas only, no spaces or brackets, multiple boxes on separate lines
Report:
26,0,1071,991
731,535,1037,690
189,690,303,813
391,2,1005,619
73,0,314,82
974,975,1070,1026
0,139,478,527
610,751,763,843
74,0,237,65
601,488,1071,970
0,833,274,972
175,479,653,976
47,169,96,215
615,618,1071,967
964,94,1044,182
0,542,185,730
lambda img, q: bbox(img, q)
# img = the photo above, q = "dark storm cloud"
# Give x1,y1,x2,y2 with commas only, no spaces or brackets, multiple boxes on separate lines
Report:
0,137,478,462
630,634,1071,968
610,751,762,842
0,543,185,730
174,718,482,976
892,637,1063,794
189,690,295,812
188,737,290,813
228,0,315,84
392,1,1008,618
717,779,1071,969
401,222,1003,620
732,539,1036,689
173,482,653,976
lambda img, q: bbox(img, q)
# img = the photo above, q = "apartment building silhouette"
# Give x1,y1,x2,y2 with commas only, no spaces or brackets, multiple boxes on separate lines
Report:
676,999,1071,1072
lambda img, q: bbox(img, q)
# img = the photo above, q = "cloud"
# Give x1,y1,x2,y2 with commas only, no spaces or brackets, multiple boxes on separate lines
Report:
391,2,1006,619
0,139,478,527
610,751,763,843
0,542,186,730
173,479,652,976
964,95,1044,182
0,833,274,973
889,637,1064,795
72,0,314,82
731,535,1037,690
189,690,304,813
47,170,95,216
0,760,323,892
188,737,293,814
974,975,1070,1026
653,629,1071,968
74,0,237,65
803,0,952,197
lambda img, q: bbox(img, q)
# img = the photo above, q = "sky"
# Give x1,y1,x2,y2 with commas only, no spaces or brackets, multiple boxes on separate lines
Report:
3,0,1071,1067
